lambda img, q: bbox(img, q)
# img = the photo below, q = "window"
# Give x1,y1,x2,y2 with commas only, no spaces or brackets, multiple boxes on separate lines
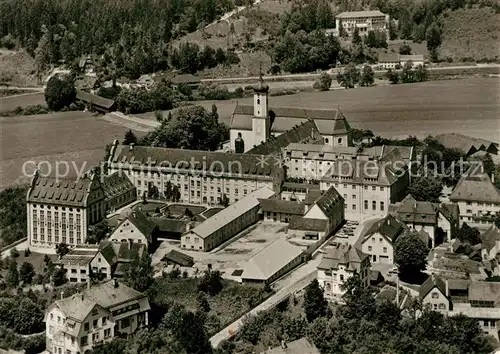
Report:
340,274,344,281
352,194,356,199
104,328,111,338
431,292,439,299
372,201,376,210
364,186,368,190
383,247,387,253
81,336,88,346
49,325,54,334
92,332,100,342
338,138,342,144
84,322,89,331
380,187,384,191
438,303,446,309
325,138,329,143
368,246,372,251
93,319,98,328
364,200,368,209
433,304,438,310
50,313,54,320
379,238,382,242
57,316,61,323
352,204,356,210
121,318,130,329
372,186,376,191
102,317,107,326
380,201,384,211
92,308,98,316
343,194,347,199
352,185,356,190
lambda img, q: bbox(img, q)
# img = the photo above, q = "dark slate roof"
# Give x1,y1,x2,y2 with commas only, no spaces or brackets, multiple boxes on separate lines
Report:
481,225,500,252
76,90,115,109
363,215,406,242
170,74,201,85
318,244,368,272
161,250,194,267
288,217,328,232
56,249,97,266
321,160,399,186
27,171,101,207
304,190,324,205
98,241,118,265
125,210,157,239
150,217,187,234
230,105,351,135
394,194,438,225
314,186,344,217
468,282,500,305
419,274,448,300
110,144,280,179
101,172,135,202
434,133,498,155
450,173,500,203
112,242,146,261
439,202,460,223
379,53,400,63
258,199,304,215
246,120,322,155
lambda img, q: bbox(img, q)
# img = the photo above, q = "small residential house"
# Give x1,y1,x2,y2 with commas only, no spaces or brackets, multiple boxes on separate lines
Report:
390,194,459,247
419,274,452,314
480,225,500,275
55,247,98,283
181,187,275,252
45,280,150,354
241,238,304,286
400,54,424,67
259,198,305,222
288,186,345,239
378,53,400,69
109,210,158,251
161,250,195,267
317,243,370,300
360,214,407,264
450,173,500,229
170,74,201,90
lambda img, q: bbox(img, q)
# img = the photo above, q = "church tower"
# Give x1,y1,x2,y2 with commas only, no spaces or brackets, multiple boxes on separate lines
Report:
252,66,270,147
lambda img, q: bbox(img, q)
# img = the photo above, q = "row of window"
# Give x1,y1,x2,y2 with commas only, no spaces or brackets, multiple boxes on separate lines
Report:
32,204,81,212
344,201,384,211
367,245,388,253
466,201,500,207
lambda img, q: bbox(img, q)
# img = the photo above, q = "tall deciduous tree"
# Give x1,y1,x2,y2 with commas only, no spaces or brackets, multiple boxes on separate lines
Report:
359,65,375,86
303,279,327,322
426,23,442,61
394,230,429,280
352,27,362,45
336,63,360,88
44,75,76,111
125,252,154,293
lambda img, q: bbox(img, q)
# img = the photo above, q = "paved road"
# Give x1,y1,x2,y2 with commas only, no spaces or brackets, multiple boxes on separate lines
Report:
209,270,316,348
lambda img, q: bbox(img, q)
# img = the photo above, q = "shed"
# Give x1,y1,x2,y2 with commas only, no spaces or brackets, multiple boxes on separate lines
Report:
161,250,195,267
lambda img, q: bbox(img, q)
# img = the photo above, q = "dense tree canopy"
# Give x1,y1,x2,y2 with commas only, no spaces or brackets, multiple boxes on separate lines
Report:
142,105,229,151
0,186,28,246
394,230,429,280
44,75,76,111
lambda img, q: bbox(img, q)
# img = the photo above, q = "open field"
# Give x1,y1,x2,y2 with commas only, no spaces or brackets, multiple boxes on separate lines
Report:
0,251,57,279
0,92,46,112
0,111,133,190
0,49,38,87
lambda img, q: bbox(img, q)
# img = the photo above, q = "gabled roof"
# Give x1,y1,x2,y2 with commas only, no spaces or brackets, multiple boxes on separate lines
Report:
434,133,498,155
101,172,135,202
188,187,275,239
150,217,188,234
246,120,322,155
26,170,101,207
258,199,304,215
288,217,328,232
419,274,448,300
468,282,500,305
230,105,351,136
111,241,146,261
109,144,281,179
336,10,386,18
394,194,438,224
313,186,344,218
362,215,406,243
53,280,148,321
161,250,194,267
379,53,400,63
98,241,118,265
450,173,500,203
318,244,368,273
241,238,303,281
76,90,115,109
56,249,98,266
438,202,460,223
481,224,500,252
119,210,157,239
400,54,424,62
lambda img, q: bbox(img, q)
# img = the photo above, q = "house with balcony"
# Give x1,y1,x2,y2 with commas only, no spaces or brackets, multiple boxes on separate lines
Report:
317,243,370,301
45,279,150,354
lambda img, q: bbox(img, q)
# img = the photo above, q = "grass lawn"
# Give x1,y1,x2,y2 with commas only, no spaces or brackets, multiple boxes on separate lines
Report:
134,201,167,213
203,208,224,218
1,251,57,277
151,277,271,335
165,204,206,216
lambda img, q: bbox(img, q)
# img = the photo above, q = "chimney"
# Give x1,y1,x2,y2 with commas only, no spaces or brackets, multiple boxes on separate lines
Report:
186,222,191,232
445,278,449,297
129,143,135,151
113,278,119,288
492,173,495,184
60,291,64,300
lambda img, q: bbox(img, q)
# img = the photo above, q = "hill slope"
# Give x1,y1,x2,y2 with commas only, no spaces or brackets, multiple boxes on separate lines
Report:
440,7,500,62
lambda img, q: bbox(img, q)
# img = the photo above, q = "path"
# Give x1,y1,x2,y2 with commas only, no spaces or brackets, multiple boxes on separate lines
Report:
1,240,27,259
209,270,316,348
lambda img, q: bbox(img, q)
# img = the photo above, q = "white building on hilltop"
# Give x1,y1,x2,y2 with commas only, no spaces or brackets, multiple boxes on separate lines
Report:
45,279,150,354
335,10,389,37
